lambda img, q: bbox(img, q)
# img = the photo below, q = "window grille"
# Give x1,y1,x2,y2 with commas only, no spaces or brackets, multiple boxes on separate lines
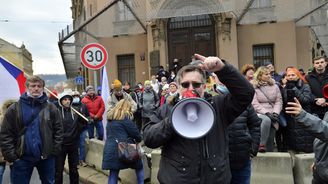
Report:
117,54,136,86
253,44,274,68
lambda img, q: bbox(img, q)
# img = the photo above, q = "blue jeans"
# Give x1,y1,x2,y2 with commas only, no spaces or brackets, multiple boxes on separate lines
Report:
88,120,104,140
230,159,251,184
79,129,88,161
0,164,5,184
12,157,55,184
108,167,144,184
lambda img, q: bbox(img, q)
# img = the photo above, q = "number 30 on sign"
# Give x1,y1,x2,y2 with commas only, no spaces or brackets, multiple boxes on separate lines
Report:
80,43,108,70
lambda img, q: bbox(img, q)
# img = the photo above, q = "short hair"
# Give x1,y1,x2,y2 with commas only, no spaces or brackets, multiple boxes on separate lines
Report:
240,64,255,75
313,56,326,63
25,75,45,87
176,65,206,84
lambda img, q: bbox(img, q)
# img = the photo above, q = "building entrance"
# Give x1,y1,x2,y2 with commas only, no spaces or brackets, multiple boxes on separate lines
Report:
168,14,216,71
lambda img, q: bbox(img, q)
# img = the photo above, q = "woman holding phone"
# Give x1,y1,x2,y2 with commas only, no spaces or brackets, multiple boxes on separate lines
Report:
283,67,315,153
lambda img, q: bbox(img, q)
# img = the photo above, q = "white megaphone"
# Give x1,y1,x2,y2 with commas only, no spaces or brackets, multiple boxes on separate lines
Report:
170,98,216,139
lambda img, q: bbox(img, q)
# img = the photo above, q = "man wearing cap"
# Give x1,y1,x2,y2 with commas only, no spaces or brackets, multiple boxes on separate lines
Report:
107,79,137,113
55,91,88,183
82,85,105,140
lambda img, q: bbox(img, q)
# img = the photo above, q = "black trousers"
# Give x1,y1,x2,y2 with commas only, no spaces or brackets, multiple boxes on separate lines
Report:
312,169,328,184
55,144,79,184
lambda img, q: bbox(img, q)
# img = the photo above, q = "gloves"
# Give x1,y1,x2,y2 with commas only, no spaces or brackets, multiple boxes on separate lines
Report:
265,112,280,123
272,112,279,120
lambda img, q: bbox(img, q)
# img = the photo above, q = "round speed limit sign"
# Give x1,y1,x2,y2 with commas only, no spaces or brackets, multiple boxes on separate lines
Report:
80,43,108,70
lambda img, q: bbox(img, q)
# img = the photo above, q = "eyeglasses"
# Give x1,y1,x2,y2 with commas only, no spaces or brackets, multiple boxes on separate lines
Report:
181,81,203,89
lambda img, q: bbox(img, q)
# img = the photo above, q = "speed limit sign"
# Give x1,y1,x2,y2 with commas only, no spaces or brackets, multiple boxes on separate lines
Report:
80,43,108,70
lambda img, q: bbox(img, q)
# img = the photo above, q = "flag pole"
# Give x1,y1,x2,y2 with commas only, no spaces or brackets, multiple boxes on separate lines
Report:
24,73,89,122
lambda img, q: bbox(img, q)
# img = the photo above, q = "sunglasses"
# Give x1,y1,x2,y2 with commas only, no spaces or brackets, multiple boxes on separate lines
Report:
181,81,203,88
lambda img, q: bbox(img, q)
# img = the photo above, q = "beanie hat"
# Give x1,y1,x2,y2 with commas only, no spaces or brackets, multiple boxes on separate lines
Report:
49,90,58,99
162,84,169,90
169,82,178,88
144,80,151,86
113,79,122,91
71,91,80,97
86,85,94,92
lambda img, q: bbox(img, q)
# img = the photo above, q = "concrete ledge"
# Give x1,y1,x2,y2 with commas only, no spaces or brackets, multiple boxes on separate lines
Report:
80,140,316,184
64,163,108,184
293,153,314,184
85,139,105,174
251,152,294,184
150,149,161,184
84,139,151,183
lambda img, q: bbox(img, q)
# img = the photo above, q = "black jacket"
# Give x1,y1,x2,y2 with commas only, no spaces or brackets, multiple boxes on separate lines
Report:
60,103,88,145
0,95,63,162
305,69,328,118
282,79,315,152
227,105,261,169
143,63,255,184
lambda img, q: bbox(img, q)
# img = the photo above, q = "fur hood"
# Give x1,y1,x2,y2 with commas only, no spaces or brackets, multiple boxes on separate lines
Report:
1,99,17,115
251,78,275,88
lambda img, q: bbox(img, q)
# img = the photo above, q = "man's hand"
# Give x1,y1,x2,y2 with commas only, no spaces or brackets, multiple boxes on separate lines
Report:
285,98,302,116
315,98,327,107
194,54,225,72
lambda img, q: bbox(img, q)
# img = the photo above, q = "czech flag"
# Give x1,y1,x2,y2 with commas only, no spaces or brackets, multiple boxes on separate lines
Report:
0,56,26,106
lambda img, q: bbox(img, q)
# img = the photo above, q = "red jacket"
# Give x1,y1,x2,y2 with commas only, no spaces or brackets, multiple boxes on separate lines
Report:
82,95,105,120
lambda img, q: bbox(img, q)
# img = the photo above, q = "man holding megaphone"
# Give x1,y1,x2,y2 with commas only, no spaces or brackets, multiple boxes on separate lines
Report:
143,54,255,184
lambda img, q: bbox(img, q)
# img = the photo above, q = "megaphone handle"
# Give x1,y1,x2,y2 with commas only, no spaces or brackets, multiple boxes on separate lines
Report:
185,104,198,122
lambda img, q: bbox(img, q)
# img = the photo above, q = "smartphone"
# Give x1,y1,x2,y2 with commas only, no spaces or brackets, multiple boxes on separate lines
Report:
286,89,295,103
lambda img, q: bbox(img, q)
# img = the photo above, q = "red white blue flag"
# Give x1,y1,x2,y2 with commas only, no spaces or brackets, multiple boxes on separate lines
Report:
0,56,26,106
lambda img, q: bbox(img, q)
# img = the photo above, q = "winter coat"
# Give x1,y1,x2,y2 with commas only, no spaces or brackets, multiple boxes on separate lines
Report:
228,105,261,169
58,93,88,146
81,95,105,120
0,99,17,163
139,88,159,118
0,93,63,162
107,91,137,113
252,82,282,115
143,63,255,184
305,69,328,118
102,118,142,170
72,100,90,131
295,110,328,181
282,79,315,152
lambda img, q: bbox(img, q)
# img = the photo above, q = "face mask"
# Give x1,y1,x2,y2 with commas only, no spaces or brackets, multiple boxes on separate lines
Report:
217,85,229,95
72,97,80,104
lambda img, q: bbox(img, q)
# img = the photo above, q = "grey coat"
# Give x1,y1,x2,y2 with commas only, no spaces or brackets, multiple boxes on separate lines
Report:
139,88,159,118
295,110,328,181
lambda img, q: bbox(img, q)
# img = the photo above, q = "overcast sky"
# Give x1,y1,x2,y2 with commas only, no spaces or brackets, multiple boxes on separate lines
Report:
0,0,72,74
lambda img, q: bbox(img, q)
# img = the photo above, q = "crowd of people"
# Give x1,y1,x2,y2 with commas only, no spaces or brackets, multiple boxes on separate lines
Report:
0,55,328,184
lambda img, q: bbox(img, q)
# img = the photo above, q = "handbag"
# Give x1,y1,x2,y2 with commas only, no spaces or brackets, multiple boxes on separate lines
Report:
109,121,142,164
116,138,142,164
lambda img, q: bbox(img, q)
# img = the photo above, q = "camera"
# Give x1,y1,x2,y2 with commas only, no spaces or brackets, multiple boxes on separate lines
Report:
286,89,295,103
